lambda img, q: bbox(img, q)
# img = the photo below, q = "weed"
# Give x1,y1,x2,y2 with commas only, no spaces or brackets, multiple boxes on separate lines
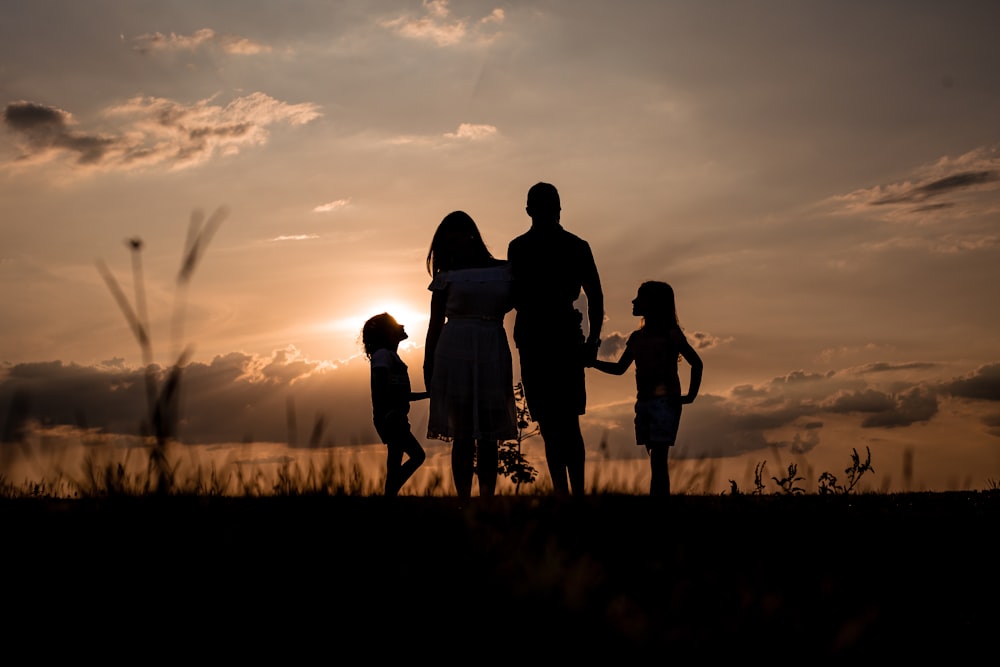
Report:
496,382,540,494
772,462,806,495
753,461,767,494
818,446,875,495
727,459,768,495
94,206,228,495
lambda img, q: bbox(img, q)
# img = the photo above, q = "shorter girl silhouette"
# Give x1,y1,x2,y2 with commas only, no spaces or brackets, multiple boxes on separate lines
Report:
588,281,703,496
362,313,428,496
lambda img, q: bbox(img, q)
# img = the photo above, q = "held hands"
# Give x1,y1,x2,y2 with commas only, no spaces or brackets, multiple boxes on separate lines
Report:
422,363,433,391
580,338,600,366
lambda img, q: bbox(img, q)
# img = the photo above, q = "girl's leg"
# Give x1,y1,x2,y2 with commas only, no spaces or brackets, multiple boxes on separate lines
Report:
395,431,426,493
648,443,671,496
385,443,404,496
476,439,498,498
452,438,475,501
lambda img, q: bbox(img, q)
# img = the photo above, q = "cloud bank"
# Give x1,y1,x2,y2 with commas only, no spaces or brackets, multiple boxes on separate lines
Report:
584,361,1000,463
5,352,998,464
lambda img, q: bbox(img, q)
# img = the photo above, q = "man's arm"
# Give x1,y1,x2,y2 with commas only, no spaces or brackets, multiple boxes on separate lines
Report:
581,242,604,355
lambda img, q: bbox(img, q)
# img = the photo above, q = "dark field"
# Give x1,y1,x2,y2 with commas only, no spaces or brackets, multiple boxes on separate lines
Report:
5,492,998,661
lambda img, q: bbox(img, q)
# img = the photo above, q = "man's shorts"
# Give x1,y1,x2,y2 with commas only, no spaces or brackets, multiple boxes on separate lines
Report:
518,346,586,422
634,396,682,447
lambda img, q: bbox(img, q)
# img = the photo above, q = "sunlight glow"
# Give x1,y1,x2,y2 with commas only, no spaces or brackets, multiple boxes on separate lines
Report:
325,301,429,341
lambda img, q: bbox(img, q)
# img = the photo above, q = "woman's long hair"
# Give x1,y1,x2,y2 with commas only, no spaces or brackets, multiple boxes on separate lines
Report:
426,210,495,275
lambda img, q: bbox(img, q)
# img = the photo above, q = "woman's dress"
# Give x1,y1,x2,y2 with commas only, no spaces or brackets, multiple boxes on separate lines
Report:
426,264,518,442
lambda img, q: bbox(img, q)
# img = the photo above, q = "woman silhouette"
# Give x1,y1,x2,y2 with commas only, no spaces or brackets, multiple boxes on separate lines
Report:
424,211,518,502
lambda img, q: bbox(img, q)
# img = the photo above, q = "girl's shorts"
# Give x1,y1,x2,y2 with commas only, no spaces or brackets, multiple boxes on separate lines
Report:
634,397,682,447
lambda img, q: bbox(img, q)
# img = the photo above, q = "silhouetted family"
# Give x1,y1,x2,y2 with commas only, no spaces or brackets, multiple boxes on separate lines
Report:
362,182,703,499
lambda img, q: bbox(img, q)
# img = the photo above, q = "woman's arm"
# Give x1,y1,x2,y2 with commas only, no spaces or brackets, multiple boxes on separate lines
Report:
423,288,447,389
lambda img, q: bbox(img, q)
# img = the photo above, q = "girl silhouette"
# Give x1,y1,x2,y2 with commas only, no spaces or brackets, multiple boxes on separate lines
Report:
363,312,428,496
588,281,703,496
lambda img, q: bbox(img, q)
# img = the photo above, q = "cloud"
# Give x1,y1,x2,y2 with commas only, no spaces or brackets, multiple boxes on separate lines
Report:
596,329,730,361
313,199,350,213
2,101,115,165
380,0,504,47
853,362,940,375
131,28,272,55
825,389,897,414
825,144,1000,225
3,93,321,172
857,387,938,428
940,363,1000,401
584,361,963,462
869,171,998,206
5,352,995,462
443,123,498,140
270,235,319,242
689,330,732,351
597,332,628,360
983,413,1000,438
386,122,500,147
0,348,377,447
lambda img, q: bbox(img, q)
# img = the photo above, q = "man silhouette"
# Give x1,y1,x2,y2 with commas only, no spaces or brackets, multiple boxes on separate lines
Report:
507,182,604,496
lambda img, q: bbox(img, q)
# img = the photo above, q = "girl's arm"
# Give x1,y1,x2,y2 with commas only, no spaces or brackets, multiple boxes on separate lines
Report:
675,334,703,404
423,288,446,388
370,366,392,418
589,346,634,375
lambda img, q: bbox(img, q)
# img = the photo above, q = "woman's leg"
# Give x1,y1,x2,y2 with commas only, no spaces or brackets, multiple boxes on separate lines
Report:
452,438,475,501
476,439,498,497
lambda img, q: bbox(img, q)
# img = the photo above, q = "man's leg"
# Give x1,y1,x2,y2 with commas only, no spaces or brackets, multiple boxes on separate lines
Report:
564,415,586,495
537,417,569,496
538,415,587,496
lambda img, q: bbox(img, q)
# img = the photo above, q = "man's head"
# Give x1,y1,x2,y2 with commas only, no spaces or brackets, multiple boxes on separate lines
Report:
526,182,561,227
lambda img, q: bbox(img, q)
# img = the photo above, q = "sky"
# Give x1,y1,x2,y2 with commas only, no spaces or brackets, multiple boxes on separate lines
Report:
2,0,1000,494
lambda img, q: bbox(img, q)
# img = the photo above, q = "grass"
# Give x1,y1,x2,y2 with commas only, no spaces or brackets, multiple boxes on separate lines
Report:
4,488,999,660
4,210,999,659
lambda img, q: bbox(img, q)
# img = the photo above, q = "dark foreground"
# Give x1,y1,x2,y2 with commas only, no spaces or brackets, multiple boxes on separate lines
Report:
5,492,999,661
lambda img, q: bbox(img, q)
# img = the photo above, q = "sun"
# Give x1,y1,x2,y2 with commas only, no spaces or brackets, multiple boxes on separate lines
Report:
324,300,429,348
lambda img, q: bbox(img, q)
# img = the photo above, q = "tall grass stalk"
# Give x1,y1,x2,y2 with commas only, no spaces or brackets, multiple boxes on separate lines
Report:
94,206,228,495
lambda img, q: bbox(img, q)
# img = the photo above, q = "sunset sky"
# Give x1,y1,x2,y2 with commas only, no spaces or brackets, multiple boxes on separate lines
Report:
2,1,999,493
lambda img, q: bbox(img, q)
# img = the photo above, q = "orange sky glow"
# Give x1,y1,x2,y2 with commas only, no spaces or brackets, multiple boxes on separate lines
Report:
3,1,1000,494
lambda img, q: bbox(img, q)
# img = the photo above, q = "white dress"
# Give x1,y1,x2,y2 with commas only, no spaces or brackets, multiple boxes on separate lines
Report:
426,264,518,442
